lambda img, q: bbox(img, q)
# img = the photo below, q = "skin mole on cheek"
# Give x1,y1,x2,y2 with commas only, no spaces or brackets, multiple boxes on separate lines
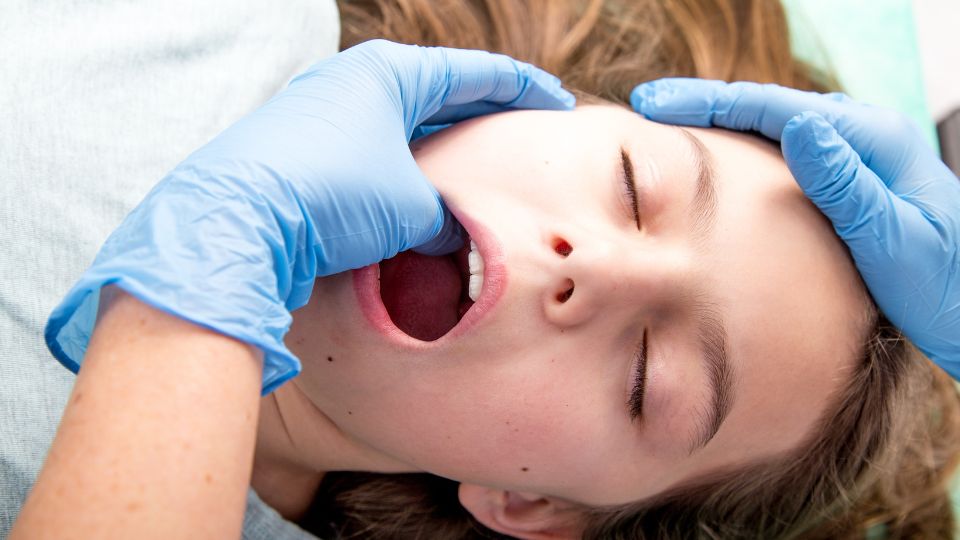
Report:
347,411,353,415
327,356,334,362
521,467,530,472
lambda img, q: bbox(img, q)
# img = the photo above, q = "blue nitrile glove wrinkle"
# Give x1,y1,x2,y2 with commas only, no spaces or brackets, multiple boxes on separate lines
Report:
631,78,960,378
45,40,575,393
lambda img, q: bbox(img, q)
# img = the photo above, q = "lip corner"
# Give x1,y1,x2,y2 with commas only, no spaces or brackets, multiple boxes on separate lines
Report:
441,208,507,340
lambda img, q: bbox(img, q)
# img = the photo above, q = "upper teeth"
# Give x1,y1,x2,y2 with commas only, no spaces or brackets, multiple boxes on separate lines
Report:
468,240,484,302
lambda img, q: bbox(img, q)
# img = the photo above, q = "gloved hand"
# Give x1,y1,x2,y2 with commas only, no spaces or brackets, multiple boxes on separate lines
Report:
631,78,960,377
45,40,575,392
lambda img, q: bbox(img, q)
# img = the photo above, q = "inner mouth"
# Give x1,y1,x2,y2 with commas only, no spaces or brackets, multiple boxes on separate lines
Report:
378,237,475,341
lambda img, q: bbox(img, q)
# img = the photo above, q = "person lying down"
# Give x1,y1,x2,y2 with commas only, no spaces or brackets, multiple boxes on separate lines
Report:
251,1,960,538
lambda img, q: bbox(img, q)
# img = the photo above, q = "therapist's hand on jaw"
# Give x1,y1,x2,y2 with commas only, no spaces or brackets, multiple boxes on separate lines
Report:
630,78,960,377
44,39,575,393
17,40,575,540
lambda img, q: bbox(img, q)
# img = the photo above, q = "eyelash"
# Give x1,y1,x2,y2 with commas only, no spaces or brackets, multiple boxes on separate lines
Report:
629,329,648,420
620,148,641,229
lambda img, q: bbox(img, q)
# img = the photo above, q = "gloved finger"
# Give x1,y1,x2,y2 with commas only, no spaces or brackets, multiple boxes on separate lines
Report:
782,112,929,266
367,151,464,257
412,123,454,141
783,112,959,362
421,101,513,127
413,45,575,127
413,202,465,256
630,78,852,141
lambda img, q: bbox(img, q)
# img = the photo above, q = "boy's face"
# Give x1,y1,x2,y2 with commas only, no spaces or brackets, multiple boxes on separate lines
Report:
282,106,869,506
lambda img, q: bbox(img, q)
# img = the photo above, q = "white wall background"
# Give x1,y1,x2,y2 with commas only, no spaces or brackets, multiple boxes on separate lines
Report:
913,0,960,122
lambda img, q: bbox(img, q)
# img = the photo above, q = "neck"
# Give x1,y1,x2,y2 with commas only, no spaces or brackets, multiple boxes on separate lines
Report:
251,392,325,521
251,381,417,521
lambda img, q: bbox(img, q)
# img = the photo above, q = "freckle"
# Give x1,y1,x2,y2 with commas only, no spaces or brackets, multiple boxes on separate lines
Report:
513,428,519,432
505,420,511,425
327,356,334,362
126,501,142,512
295,337,305,345
521,467,529,472
347,411,352,415
204,473,213,484
73,392,83,404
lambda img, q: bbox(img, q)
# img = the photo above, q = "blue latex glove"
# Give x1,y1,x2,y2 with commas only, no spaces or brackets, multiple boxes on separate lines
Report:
631,78,960,377
45,40,575,393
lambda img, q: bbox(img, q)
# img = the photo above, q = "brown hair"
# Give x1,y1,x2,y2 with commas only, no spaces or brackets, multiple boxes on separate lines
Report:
302,1,960,538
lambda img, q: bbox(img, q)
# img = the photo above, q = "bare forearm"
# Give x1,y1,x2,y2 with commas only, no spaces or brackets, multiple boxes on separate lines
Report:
11,288,263,539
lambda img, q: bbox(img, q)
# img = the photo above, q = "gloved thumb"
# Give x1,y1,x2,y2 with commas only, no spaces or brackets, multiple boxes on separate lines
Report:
781,111,900,253
413,201,465,256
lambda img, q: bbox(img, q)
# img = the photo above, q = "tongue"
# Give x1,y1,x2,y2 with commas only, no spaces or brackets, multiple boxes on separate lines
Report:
379,251,462,341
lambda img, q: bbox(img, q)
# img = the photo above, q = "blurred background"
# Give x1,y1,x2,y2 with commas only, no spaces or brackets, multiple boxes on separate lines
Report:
781,0,959,172
915,0,960,172
914,0,960,128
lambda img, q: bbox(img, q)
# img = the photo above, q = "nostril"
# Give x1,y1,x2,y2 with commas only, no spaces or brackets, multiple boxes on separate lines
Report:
556,279,574,303
553,239,573,257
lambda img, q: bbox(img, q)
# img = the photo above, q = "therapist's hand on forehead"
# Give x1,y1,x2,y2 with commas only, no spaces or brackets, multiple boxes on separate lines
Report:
631,78,960,378
44,39,575,393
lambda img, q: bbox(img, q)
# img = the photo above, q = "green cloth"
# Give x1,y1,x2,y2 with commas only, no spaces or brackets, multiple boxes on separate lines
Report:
781,0,938,149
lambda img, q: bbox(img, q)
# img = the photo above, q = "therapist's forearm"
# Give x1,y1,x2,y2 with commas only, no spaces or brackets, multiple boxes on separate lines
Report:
11,288,264,540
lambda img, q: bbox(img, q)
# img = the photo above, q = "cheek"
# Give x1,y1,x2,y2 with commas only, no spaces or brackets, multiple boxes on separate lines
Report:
415,130,537,194
413,129,592,216
344,347,616,485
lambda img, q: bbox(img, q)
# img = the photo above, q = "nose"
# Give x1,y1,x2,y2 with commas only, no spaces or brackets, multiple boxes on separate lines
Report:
541,232,670,328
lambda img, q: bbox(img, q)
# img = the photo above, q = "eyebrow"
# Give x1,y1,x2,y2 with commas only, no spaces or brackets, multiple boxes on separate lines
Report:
675,127,735,454
679,127,719,246
687,300,734,454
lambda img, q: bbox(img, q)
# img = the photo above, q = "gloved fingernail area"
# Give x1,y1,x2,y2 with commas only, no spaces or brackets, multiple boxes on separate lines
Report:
413,214,465,256
534,71,576,109
784,112,838,163
630,83,659,115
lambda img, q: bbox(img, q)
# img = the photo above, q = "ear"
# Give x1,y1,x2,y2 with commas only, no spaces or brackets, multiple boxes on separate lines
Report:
457,483,584,540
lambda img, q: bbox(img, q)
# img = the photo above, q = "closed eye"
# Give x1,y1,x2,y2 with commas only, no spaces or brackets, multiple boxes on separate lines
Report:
628,329,648,421
620,147,641,230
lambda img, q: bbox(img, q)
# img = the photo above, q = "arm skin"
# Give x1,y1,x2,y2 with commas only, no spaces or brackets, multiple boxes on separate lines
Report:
11,287,263,540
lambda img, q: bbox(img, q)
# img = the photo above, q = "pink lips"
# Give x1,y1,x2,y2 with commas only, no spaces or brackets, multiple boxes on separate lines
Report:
352,207,506,347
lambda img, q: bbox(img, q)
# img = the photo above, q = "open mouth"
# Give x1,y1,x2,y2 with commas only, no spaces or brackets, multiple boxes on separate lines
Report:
378,235,482,341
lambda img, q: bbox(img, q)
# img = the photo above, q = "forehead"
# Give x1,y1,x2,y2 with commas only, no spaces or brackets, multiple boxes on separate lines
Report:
680,124,870,460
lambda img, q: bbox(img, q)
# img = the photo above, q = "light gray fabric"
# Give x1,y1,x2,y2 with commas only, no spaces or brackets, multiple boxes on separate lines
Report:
0,1,339,537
